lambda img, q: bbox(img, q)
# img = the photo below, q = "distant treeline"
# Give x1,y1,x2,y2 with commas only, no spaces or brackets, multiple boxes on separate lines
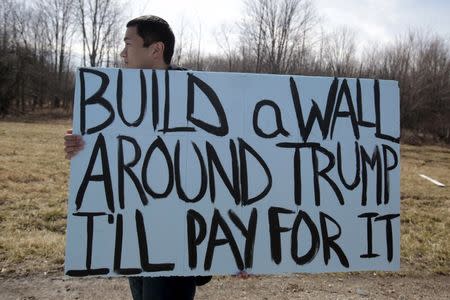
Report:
0,0,123,115
1,0,449,143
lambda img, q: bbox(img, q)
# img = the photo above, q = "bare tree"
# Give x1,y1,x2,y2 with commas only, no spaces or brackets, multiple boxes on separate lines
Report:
0,0,77,115
36,0,74,78
323,26,358,77
239,0,267,72
173,17,187,66
34,0,74,107
178,19,205,70
195,21,203,70
76,0,124,67
105,20,122,67
0,0,17,115
215,24,240,71
239,0,317,74
358,31,450,142
411,34,450,141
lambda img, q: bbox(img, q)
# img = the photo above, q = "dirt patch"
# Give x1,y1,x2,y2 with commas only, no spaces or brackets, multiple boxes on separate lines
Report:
1,272,449,300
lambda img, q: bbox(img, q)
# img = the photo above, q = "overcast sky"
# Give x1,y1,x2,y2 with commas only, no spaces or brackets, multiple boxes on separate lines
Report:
127,0,450,55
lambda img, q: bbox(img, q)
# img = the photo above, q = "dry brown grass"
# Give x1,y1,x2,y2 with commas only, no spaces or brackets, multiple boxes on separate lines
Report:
400,144,450,274
0,121,449,276
0,121,69,275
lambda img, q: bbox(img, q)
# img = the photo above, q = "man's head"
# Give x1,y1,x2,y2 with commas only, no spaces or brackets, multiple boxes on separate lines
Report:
120,15,175,69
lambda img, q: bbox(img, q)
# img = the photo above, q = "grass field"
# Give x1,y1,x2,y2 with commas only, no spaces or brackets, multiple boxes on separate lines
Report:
0,121,449,276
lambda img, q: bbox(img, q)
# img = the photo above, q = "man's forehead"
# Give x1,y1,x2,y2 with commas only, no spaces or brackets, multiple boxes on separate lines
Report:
124,26,138,40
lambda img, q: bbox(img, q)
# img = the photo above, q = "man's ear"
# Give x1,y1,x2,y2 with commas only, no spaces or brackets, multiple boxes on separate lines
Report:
151,41,165,58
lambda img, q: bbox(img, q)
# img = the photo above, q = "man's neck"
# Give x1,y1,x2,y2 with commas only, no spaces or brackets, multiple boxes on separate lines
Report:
146,61,169,70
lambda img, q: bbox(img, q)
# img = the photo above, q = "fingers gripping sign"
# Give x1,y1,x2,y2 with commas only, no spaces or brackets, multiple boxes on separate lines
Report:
64,129,85,159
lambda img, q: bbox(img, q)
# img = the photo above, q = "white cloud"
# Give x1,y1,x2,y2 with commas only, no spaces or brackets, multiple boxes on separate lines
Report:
315,0,450,47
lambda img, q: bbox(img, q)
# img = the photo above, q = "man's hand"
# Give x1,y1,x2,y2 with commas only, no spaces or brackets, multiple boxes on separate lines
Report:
64,129,84,160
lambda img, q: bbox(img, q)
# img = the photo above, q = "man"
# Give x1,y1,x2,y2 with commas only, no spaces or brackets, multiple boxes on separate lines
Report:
64,15,177,159
65,15,198,300
65,15,180,158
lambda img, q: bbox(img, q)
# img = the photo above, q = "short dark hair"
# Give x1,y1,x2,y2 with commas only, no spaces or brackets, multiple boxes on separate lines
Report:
127,15,175,65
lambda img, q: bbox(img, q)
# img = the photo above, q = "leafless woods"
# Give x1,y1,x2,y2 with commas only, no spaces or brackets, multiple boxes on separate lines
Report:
0,0,448,142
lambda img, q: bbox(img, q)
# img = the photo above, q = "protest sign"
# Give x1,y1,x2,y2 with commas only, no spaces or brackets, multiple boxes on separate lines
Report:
65,68,400,277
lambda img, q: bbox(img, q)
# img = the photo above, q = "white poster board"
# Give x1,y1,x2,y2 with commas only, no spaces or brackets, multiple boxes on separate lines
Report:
65,68,400,277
